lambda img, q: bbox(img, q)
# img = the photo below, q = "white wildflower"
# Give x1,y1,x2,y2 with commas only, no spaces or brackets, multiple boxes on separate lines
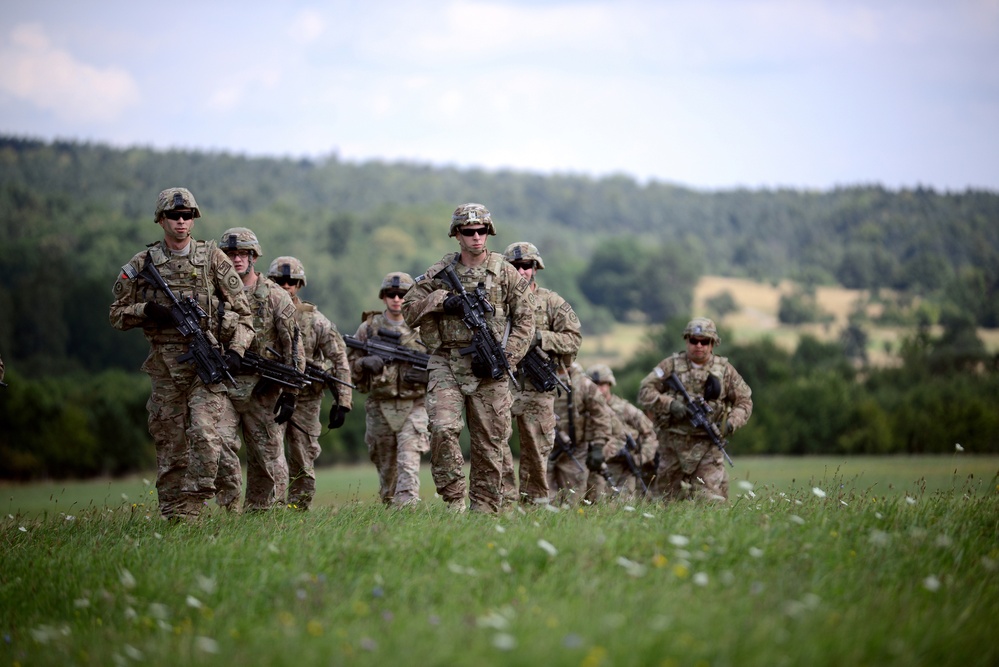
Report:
668,534,690,547
693,572,709,587
153,532,162,539
840,500,848,506
73,598,90,609
186,595,202,609
124,607,137,621
790,515,806,525
64,515,76,521
494,524,506,533
954,443,964,452
121,493,129,501
749,547,764,558
935,535,953,548
875,511,884,519
737,480,754,491
501,561,512,574
868,530,890,546
19,526,26,532
123,644,144,660
812,487,826,498
148,603,169,620
196,575,217,595
493,633,517,650
537,539,558,557
120,569,136,590
267,542,280,554
195,636,219,654
922,575,941,592
615,556,647,577
623,505,636,512
905,496,917,505
642,512,655,519
542,503,560,513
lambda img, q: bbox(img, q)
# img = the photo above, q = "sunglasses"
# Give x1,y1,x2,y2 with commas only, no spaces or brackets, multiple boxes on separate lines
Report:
273,277,301,287
383,290,407,299
224,250,253,259
688,338,713,346
163,210,195,221
511,261,535,270
458,226,489,237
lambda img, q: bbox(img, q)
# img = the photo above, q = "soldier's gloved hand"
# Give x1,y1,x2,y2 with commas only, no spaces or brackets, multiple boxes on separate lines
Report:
143,302,174,326
586,444,605,472
669,398,687,420
442,294,464,315
722,419,735,436
360,355,385,375
273,392,297,424
328,405,350,429
224,350,243,374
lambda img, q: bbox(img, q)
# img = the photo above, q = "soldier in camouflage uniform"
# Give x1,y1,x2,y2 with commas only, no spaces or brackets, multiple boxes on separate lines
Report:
587,364,659,499
402,203,536,514
548,362,613,504
501,242,582,505
110,187,253,520
350,272,431,507
638,318,753,502
214,228,305,512
268,256,352,510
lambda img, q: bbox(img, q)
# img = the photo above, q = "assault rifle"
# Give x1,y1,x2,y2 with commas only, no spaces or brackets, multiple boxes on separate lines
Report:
440,264,516,382
517,345,569,394
617,434,650,495
304,361,356,390
243,346,355,391
344,328,430,371
667,372,735,468
138,254,234,386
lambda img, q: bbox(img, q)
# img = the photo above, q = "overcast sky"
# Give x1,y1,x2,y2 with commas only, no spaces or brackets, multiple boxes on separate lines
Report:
1,0,996,192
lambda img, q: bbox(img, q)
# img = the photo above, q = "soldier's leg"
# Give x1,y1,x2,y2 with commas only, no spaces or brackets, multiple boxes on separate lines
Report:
426,368,467,506
186,383,235,513
691,451,729,502
366,401,398,505
146,369,190,519
517,391,555,504
286,394,322,509
465,378,513,514
242,386,289,511
653,447,690,501
393,404,430,506
215,380,252,510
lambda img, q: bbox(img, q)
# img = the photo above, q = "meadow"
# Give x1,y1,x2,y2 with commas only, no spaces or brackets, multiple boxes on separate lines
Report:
2,457,997,666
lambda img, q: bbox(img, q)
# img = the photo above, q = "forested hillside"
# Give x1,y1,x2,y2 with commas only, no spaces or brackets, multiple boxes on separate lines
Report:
1,135,997,478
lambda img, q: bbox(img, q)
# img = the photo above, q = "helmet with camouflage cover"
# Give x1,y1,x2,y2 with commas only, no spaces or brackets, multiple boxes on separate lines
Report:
154,187,201,222
449,203,496,237
219,227,262,257
267,256,307,287
683,317,720,345
378,271,414,298
587,364,616,386
503,241,546,270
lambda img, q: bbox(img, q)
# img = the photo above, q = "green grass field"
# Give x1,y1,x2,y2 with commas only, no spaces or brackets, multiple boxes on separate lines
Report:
2,457,997,666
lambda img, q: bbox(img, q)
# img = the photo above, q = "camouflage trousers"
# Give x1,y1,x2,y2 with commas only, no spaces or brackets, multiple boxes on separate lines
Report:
144,347,232,520
652,434,729,502
283,390,323,510
547,433,588,504
504,386,555,504
216,377,289,512
365,397,430,506
426,353,513,513
589,459,648,501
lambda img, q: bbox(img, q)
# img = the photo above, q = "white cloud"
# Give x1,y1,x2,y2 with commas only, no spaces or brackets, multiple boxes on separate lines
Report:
288,8,327,43
0,23,139,122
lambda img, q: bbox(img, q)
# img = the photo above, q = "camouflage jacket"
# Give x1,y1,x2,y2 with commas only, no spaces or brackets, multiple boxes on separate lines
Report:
242,272,305,391
293,297,352,408
402,251,536,367
516,285,582,390
637,351,753,437
109,239,253,356
555,365,613,449
603,394,659,464
349,311,427,401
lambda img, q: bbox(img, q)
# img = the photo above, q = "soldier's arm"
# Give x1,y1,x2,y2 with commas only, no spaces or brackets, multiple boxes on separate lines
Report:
211,249,253,355
109,255,148,331
585,381,613,449
347,321,371,376
541,295,582,357
637,358,678,415
316,313,353,410
501,268,536,366
401,275,448,328
723,364,753,430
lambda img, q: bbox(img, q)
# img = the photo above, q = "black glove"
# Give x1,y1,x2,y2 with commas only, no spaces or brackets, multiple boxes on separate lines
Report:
586,444,605,472
328,405,349,429
442,294,464,315
360,355,385,375
669,398,687,420
273,392,297,424
224,350,243,374
143,302,174,326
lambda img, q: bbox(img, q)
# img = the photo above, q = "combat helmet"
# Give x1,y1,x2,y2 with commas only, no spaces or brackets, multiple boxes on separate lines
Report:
219,227,263,257
154,187,201,222
449,203,496,237
683,317,720,345
268,256,307,287
587,364,616,386
503,242,546,270
378,272,414,298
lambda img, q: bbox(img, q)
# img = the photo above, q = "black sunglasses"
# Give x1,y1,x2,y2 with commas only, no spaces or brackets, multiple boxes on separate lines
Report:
163,210,195,221
273,277,301,287
383,290,407,299
688,338,713,346
458,226,489,237
511,261,535,270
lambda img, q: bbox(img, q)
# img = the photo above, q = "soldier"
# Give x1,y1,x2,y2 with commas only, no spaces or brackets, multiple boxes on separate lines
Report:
110,187,253,520
501,242,582,505
547,362,613,504
349,272,431,507
268,256,352,510
214,228,304,512
637,318,753,501
402,203,536,514
587,364,659,499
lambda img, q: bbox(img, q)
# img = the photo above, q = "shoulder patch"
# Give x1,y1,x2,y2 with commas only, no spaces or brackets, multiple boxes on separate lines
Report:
654,367,665,379
226,273,241,291
120,264,138,281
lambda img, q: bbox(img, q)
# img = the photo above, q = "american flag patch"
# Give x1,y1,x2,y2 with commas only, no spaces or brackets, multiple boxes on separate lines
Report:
120,264,138,280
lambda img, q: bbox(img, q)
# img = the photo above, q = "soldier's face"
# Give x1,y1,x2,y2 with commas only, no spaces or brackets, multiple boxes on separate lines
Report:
596,383,612,400
382,290,406,315
225,250,255,277
686,337,714,364
456,226,488,256
511,261,535,283
158,208,194,244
